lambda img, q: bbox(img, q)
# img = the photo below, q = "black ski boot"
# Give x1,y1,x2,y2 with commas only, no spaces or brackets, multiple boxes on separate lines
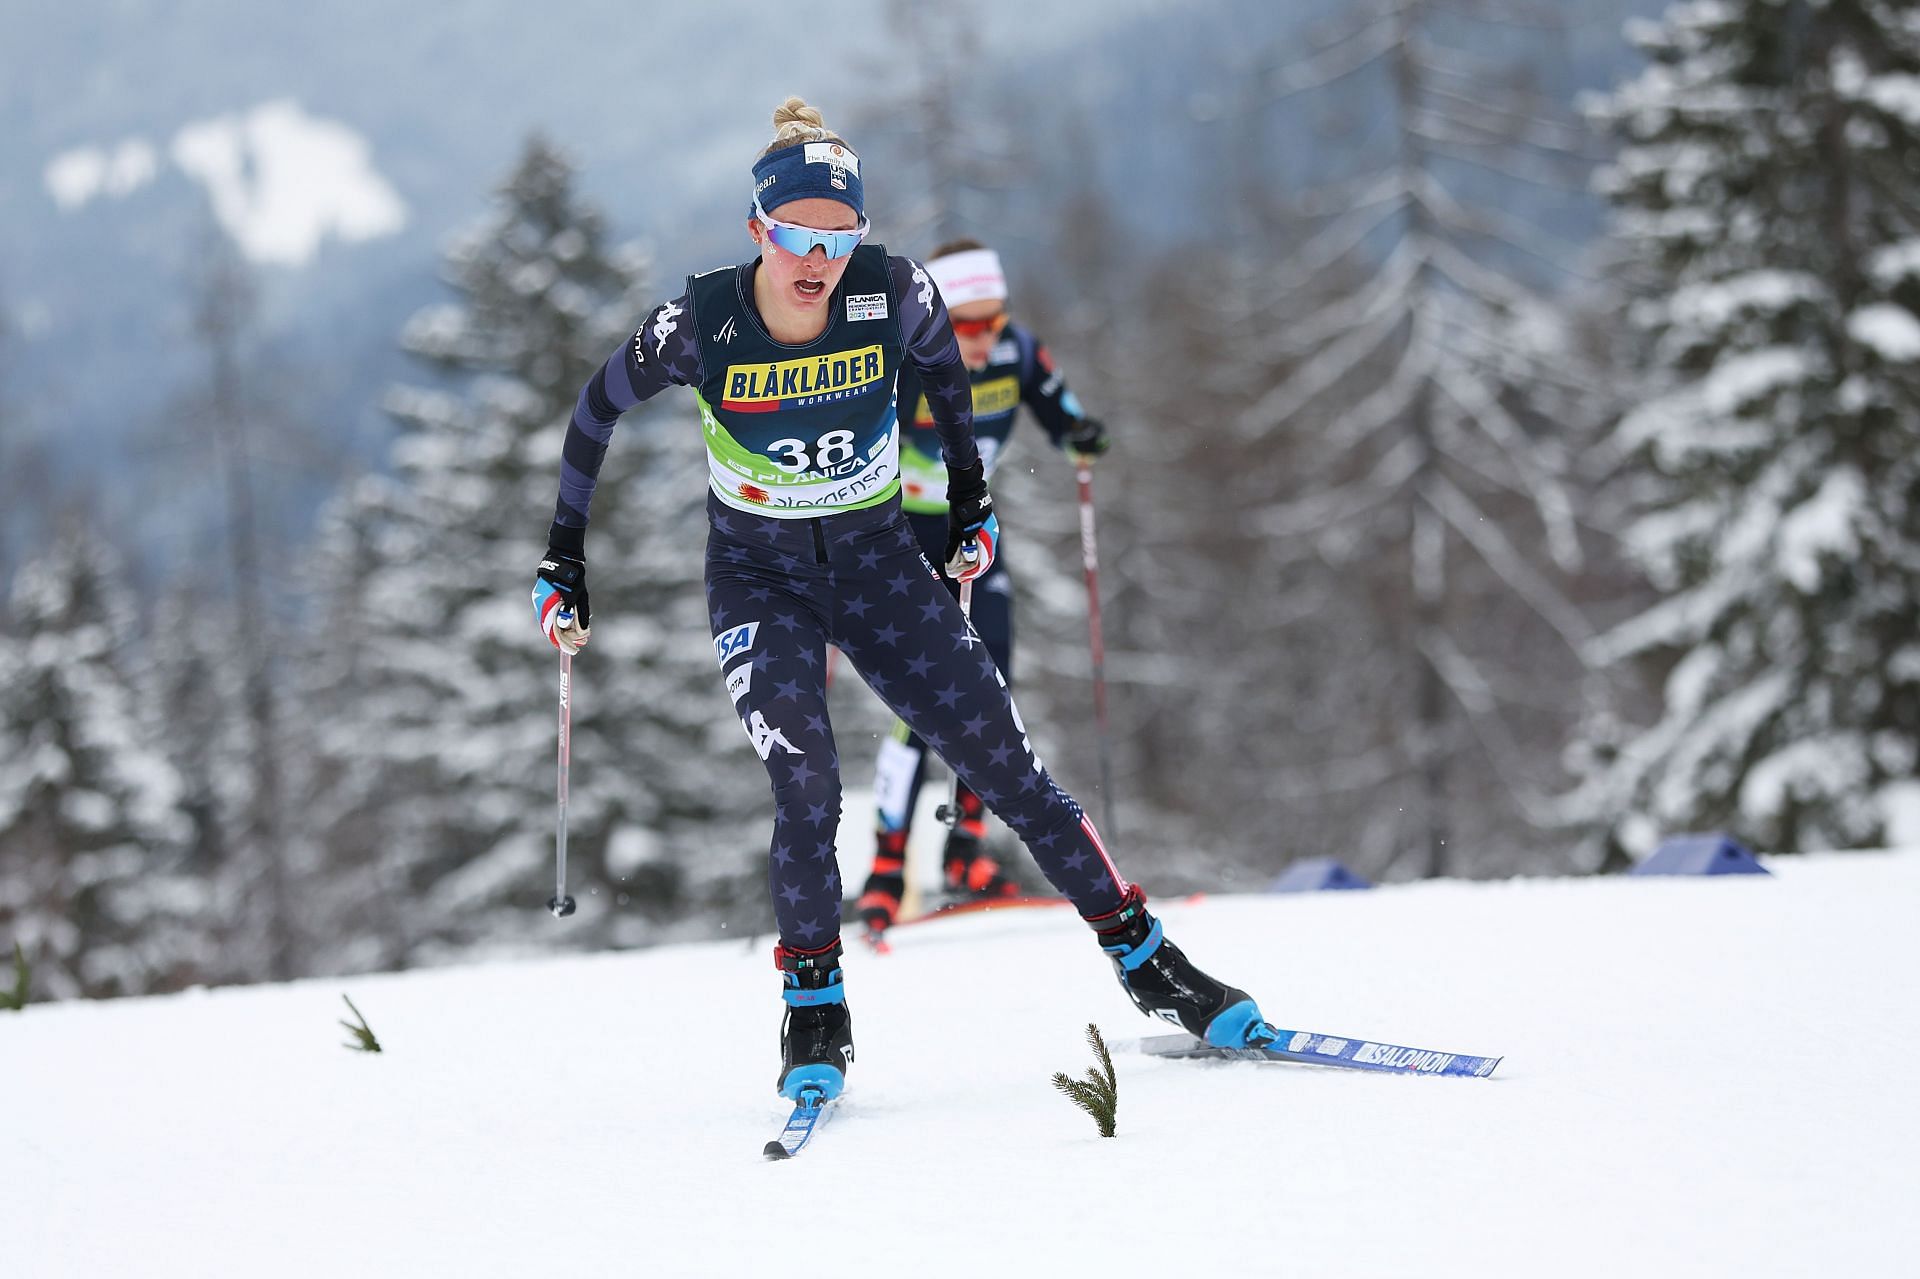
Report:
775,939,854,1100
1085,887,1268,1049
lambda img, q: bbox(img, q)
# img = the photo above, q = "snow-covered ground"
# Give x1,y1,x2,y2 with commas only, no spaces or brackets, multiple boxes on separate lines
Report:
6,853,1916,1278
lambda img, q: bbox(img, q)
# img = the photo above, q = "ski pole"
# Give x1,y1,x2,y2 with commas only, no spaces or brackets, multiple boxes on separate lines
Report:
549,650,577,918
1076,463,1117,839
934,576,975,830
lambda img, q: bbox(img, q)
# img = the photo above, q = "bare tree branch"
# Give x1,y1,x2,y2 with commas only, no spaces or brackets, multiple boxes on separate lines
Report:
1425,475,1594,655
1256,435,1422,537
1431,362,1583,569
1238,305,1406,435
1258,10,1400,101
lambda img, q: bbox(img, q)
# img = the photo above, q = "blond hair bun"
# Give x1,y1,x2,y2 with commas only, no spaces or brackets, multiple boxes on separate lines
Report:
769,96,831,147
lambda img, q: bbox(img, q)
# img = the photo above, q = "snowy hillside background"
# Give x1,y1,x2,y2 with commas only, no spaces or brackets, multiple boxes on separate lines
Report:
8,0,1920,1018
5,855,1915,1277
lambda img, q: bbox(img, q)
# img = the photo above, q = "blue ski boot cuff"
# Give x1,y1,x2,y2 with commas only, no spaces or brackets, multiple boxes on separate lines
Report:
776,939,847,1006
1102,918,1164,970
782,979,846,1008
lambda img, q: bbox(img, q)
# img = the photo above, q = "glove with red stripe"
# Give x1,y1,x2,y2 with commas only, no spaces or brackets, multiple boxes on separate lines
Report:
942,459,998,583
532,529,591,654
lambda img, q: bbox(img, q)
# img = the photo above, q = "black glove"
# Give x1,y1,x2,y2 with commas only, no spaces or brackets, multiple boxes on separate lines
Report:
533,524,591,653
1064,416,1110,458
942,459,998,580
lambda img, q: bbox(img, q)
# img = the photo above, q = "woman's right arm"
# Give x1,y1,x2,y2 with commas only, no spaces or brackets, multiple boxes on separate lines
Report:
551,293,702,542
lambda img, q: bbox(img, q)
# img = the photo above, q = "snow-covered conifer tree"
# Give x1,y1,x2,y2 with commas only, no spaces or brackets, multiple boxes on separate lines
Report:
305,136,762,965
1576,0,1920,857
1200,0,1608,878
0,529,200,998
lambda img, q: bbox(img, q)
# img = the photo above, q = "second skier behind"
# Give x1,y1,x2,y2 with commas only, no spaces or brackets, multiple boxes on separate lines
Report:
855,238,1110,940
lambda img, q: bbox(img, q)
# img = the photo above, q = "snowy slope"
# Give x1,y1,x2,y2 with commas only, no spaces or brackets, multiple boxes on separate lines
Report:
5,853,1915,1278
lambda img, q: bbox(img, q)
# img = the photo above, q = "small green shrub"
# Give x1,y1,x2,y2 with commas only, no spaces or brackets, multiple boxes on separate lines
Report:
0,943,28,1011
1052,1022,1119,1137
339,994,382,1052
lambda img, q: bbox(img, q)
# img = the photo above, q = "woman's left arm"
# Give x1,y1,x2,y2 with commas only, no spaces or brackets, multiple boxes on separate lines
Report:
890,256,977,471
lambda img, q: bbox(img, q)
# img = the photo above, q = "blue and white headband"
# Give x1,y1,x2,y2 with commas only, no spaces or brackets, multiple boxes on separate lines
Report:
750,139,865,220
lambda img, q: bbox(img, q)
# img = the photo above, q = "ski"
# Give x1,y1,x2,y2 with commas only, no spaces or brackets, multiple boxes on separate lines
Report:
762,1088,835,1159
867,891,1213,951
1140,1027,1502,1078
894,894,1067,927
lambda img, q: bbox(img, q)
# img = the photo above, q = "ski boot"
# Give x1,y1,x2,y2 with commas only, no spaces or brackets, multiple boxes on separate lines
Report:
857,830,908,937
941,791,1019,900
1084,886,1269,1050
776,939,854,1101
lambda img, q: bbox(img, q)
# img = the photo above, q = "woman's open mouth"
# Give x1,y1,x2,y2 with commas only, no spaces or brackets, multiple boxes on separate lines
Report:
794,278,827,303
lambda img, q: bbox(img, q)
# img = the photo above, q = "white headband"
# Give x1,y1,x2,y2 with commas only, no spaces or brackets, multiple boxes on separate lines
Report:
927,248,1007,309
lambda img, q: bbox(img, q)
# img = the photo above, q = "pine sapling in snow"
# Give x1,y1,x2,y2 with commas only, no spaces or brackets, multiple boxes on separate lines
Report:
0,943,28,1011
1052,1023,1119,1137
339,995,382,1053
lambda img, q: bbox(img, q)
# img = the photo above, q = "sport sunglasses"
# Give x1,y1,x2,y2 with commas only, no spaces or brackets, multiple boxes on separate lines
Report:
949,311,1008,339
751,197,871,260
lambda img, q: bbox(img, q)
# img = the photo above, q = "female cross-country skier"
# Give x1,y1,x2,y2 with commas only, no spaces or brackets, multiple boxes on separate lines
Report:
854,237,1110,939
531,97,1273,1104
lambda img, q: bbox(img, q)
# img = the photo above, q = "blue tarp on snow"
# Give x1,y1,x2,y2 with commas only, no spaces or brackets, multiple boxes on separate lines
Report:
1268,857,1372,892
1629,833,1770,877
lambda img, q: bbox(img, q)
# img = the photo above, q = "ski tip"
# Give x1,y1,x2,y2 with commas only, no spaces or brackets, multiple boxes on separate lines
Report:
763,1140,793,1160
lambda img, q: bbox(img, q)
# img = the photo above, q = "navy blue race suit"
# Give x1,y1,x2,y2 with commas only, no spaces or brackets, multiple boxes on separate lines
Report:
549,248,1127,947
872,322,1100,854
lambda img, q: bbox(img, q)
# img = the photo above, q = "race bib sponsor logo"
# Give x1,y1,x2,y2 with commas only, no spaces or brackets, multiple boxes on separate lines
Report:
747,709,803,759
714,622,759,664
720,345,885,413
846,292,888,321
725,663,753,703
970,375,1019,419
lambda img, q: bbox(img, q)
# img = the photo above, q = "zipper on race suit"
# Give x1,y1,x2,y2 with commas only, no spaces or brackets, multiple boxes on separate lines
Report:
811,518,829,565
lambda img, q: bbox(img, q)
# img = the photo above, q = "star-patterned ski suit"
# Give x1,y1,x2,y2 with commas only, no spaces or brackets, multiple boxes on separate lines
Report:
550,246,1128,947
873,321,1099,842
